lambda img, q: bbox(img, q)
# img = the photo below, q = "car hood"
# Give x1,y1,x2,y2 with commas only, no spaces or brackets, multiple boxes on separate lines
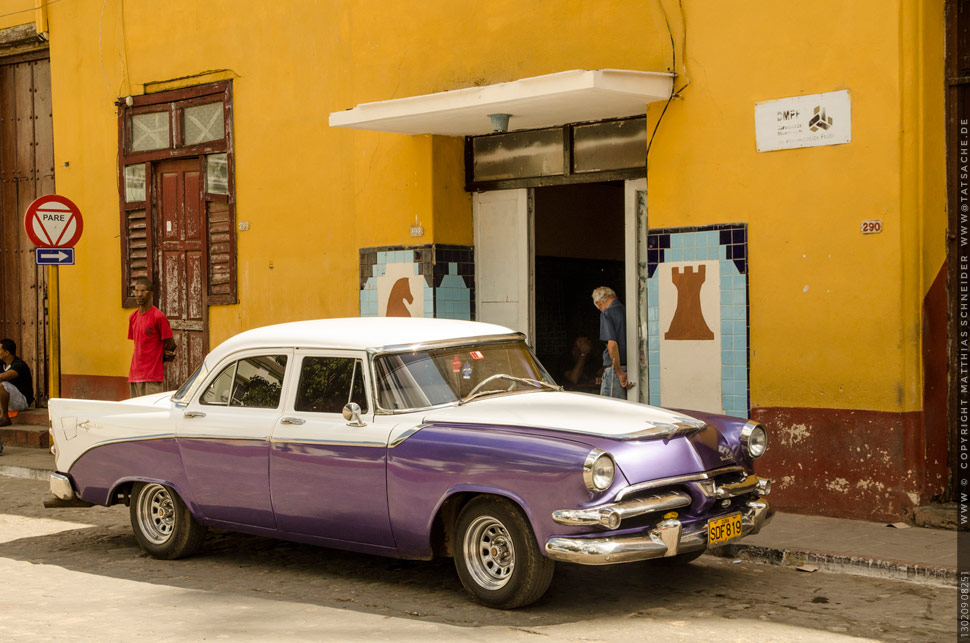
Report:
421,390,705,439
420,391,740,480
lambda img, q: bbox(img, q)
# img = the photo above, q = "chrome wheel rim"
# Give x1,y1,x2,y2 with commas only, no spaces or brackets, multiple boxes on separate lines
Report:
137,484,176,545
463,514,515,590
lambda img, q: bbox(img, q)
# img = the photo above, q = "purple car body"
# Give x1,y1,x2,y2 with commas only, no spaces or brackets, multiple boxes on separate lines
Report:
47,317,771,608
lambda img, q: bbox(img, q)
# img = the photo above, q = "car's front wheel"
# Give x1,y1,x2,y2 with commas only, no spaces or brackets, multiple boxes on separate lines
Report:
454,496,555,609
129,482,207,559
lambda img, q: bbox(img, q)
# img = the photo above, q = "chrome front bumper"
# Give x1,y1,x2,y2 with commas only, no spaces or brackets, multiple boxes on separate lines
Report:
545,499,771,565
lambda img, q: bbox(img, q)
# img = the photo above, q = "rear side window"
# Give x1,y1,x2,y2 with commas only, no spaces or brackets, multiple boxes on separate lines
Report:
200,355,288,408
294,357,368,414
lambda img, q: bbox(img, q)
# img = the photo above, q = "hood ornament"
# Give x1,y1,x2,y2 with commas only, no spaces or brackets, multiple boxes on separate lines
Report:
618,416,707,441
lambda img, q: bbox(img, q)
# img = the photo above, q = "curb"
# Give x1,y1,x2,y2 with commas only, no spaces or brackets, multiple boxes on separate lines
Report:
0,464,52,481
711,543,956,588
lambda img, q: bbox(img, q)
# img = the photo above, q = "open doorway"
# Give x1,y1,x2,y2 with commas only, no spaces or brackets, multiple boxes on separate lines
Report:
533,182,625,392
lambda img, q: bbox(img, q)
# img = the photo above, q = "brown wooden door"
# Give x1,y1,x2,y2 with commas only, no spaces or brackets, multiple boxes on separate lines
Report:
154,158,207,391
0,53,52,405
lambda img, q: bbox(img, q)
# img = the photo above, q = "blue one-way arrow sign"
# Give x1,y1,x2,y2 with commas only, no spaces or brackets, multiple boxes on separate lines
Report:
35,247,75,265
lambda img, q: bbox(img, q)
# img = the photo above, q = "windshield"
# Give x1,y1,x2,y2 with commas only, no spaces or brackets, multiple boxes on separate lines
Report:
373,340,556,411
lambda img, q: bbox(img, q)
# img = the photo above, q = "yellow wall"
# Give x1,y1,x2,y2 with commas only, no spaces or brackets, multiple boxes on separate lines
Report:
5,0,944,414
645,0,945,413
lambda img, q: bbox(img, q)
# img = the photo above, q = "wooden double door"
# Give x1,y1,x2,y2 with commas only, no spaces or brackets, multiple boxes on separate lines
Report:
0,53,52,404
154,158,207,391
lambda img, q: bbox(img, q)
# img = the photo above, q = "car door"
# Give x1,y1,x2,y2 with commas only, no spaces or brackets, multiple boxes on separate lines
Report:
270,350,395,547
177,350,292,529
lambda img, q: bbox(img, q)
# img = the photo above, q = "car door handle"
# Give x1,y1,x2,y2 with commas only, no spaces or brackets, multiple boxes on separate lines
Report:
183,411,206,418
280,417,305,425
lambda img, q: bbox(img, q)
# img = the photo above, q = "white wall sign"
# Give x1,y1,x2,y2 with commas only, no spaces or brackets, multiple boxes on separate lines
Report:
755,90,851,152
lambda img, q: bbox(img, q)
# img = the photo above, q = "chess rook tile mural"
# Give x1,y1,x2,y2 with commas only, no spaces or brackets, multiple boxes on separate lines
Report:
646,224,749,418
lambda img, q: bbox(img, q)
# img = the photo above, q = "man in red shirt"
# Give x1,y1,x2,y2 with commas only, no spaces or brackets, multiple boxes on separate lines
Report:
128,278,176,398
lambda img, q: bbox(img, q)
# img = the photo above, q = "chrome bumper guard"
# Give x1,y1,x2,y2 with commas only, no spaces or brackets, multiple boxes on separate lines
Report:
49,473,76,501
552,491,692,529
545,499,771,565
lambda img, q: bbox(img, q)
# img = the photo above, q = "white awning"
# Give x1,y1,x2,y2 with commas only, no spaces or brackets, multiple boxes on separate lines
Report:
328,69,673,137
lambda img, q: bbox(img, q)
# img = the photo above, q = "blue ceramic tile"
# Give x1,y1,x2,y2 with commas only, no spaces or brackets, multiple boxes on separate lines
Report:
672,234,683,249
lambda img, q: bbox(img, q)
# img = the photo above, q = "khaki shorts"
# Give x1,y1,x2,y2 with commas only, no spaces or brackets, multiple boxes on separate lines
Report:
129,381,165,398
2,382,27,411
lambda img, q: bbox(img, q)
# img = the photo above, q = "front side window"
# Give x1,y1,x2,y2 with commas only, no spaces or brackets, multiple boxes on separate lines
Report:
374,341,555,411
200,355,288,408
294,357,367,414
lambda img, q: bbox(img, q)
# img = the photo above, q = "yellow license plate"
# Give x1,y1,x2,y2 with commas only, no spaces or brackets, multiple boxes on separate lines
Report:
708,512,743,545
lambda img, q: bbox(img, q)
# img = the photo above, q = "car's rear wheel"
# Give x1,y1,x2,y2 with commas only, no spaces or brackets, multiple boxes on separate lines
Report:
130,482,206,559
454,496,555,609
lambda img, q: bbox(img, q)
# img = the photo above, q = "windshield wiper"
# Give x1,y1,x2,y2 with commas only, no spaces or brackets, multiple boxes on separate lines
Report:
460,373,561,404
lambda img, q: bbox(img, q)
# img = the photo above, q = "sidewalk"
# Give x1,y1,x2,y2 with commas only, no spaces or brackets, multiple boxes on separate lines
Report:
0,445,956,588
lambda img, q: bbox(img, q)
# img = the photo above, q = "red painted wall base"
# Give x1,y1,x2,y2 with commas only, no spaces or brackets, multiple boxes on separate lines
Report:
752,407,947,522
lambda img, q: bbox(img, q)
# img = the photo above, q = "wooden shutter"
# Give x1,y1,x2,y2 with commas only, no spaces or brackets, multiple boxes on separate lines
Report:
206,199,236,304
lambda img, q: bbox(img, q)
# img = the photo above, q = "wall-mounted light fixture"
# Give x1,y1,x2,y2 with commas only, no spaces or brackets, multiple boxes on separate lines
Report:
488,113,511,133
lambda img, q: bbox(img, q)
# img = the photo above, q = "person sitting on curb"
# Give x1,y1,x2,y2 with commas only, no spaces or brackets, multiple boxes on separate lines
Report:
0,338,34,454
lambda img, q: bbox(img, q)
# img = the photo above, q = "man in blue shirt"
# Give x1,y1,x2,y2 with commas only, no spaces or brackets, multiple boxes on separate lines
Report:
593,286,631,399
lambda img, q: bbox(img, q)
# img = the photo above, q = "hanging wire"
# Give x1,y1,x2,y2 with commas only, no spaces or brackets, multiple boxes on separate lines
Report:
646,0,687,158
0,0,66,21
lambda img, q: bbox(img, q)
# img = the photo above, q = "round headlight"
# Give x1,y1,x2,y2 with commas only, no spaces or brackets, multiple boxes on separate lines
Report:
741,422,768,459
583,449,616,491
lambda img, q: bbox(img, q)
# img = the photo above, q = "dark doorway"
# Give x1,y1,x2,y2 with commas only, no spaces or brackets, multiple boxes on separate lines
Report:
154,157,207,391
533,182,625,392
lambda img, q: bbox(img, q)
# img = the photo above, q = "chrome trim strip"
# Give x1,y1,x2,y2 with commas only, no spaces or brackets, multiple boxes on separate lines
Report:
714,474,761,499
270,437,385,448
614,466,746,501
388,426,424,448
367,333,525,357
545,499,772,565
49,473,75,501
552,491,691,527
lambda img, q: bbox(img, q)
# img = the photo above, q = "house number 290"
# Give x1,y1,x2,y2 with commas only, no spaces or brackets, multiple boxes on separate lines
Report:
861,220,882,234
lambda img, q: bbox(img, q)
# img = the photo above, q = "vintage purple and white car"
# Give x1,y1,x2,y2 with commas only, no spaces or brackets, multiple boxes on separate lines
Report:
47,317,771,608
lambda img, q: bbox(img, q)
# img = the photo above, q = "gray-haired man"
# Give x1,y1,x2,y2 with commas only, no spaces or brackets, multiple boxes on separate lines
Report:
592,286,631,399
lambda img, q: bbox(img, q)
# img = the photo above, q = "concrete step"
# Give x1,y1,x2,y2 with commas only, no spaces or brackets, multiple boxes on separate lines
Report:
913,503,957,530
0,408,49,448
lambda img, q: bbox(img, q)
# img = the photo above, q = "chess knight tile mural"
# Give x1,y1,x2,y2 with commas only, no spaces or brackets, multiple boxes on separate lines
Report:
360,245,474,320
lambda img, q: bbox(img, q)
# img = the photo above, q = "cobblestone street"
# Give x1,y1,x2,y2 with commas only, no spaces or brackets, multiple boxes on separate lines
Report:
0,476,955,642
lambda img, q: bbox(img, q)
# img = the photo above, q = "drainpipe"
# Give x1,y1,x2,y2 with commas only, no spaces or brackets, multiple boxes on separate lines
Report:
34,0,48,41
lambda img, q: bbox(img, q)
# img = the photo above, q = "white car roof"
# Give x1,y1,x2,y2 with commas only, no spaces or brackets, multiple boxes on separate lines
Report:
208,317,519,362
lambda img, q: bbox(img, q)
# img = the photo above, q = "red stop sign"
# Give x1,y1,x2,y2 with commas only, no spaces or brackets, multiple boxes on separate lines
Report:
24,195,84,248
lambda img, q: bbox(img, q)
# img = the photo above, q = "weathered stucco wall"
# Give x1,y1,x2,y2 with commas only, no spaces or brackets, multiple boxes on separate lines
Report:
0,0,947,519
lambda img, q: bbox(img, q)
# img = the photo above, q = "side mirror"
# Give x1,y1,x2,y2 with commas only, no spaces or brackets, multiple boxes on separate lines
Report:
342,402,366,427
